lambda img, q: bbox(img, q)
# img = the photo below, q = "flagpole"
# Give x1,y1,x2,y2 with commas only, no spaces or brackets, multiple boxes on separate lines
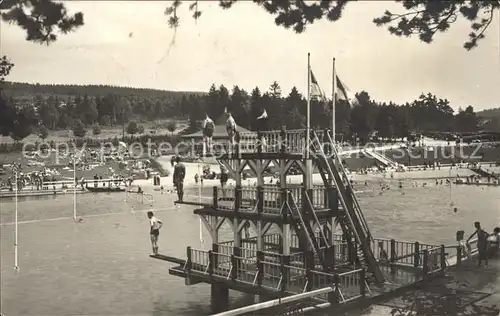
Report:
73,155,77,221
306,52,311,159
332,57,336,143
14,170,19,270
306,52,312,188
198,163,203,246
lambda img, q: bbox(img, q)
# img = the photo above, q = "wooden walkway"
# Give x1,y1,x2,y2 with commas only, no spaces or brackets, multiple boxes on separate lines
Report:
177,184,334,216
151,233,477,311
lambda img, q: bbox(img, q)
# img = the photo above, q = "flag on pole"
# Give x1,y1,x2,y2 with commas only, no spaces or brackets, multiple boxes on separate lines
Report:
310,69,327,102
257,109,268,120
336,75,358,106
197,163,204,244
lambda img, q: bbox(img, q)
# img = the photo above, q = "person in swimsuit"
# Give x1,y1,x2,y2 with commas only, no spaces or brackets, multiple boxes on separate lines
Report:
467,221,490,266
226,111,237,151
202,114,215,155
147,211,163,255
173,156,186,202
220,165,229,197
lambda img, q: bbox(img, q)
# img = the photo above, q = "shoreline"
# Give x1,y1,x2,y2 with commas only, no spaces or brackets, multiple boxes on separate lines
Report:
131,163,485,192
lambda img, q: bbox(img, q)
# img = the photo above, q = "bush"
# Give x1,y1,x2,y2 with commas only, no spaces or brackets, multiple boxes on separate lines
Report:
150,158,170,177
92,124,101,136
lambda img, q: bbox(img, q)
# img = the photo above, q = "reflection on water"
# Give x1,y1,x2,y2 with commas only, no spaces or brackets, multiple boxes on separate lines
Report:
1,183,499,315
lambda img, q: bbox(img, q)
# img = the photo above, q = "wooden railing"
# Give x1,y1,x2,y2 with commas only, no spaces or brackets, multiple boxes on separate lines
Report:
221,233,441,269
213,185,331,213
185,246,367,303
370,238,438,268
126,191,155,206
209,128,327,156
181,235,456,310
444,237,479,267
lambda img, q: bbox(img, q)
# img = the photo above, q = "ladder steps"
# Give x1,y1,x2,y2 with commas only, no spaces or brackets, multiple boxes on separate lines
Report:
311,131,385,283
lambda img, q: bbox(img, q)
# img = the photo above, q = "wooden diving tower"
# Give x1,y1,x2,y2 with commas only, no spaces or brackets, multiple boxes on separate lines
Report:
152,127,448,314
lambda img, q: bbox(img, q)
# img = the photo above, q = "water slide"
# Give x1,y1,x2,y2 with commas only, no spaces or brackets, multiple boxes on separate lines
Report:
363,149,400,169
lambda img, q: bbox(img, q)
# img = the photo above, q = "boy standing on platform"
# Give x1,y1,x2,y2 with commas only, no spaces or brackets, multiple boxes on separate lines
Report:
147,211,163,255
173,156,186,203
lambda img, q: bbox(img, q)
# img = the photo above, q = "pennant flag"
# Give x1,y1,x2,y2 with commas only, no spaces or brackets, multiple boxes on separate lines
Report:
310,69,327,102
336,75,358,106
202,114,213,128
257,109,268,120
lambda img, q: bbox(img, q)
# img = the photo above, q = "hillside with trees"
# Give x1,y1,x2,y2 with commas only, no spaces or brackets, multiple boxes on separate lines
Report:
477,107,500,119
1,0,498,142
0,79,491,144
3,82,204,100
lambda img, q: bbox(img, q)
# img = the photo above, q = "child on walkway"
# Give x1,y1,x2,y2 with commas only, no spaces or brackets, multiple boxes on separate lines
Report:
147,211,163,255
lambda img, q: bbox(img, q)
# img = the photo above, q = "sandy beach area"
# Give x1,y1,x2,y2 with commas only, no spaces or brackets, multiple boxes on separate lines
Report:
132,156,482,192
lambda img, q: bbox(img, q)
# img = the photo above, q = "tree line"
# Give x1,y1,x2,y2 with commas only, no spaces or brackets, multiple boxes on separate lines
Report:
0,79,485,144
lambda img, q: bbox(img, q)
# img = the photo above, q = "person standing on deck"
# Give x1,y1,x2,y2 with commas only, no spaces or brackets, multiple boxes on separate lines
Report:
256,109,268,150
173,156,186,203
147,211,163,255
225,110,237,151
220,165,229,198
467,221,490,266
202,114,215,155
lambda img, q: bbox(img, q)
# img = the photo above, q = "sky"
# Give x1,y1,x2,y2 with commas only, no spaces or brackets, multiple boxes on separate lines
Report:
2,1,500,111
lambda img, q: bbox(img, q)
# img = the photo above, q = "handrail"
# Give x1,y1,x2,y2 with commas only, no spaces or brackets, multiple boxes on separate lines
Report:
312,130,385,282
304,192,330,248
310,132,363,245
287,191,317,254
211,286,335,316
323,131,372,242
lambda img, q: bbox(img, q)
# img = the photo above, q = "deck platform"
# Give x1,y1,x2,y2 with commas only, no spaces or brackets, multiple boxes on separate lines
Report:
0,189,86,199
151,232,468,314
371,256,499,316
154,128,487,315
175,184,338,217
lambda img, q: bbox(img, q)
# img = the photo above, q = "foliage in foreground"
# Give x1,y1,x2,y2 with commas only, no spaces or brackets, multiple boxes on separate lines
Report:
390,276,499,316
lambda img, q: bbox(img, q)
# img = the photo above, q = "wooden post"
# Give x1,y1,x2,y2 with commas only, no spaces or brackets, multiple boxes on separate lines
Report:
211,283,229,313
282,253,290,291
257,130,262,154
328,274,340,306
256,250,264,287
440,245,446,271
423,250,429,277
323,186,329,210
323,128,331,156
186,246,192,284
457,245,462,266
280,126,286,155
305,250,314,292
257,186,264,214
414,242,420,267
280,256,287,292
213,186,218,208
208,250,214,276
390,239,396,263
360,269,366,296
230,254,237,280
235,185,242,212
235,132,240,158
306,188,314,214
212,243,219,267
331,244,336,269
